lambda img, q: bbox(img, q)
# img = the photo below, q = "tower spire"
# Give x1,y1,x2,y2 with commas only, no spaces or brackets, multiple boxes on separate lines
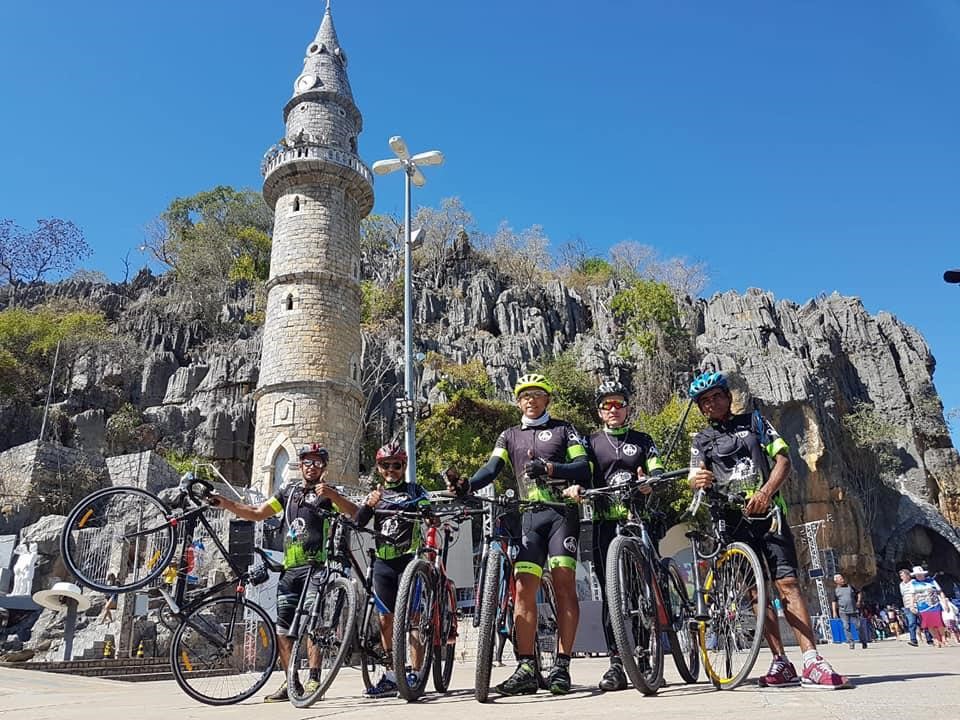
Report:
289,0,353,102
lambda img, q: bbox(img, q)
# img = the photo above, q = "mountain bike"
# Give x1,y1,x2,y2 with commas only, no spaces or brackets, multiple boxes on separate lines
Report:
581,468,699,695
462,489,562,703
685,487,773,689
60,475,279,705
390,503,484,701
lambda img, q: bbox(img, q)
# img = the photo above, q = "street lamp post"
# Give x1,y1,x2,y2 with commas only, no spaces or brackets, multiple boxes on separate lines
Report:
372,136,444,485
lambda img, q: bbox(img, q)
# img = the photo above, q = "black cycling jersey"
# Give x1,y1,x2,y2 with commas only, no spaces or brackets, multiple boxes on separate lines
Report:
354,481,431,560
689,411,789,512
488,418,588,501
267,483,335,570
585,426,664,520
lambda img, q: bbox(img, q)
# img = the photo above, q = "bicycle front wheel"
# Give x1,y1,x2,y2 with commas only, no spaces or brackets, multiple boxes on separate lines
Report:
432,578,458,693
170,595,278,705
698,541,766,690
359,604,386,691
663,557,700,683
61,486,175,593
606,535,663,696
393,558,435,701
288,574,357,708
474,545,504,703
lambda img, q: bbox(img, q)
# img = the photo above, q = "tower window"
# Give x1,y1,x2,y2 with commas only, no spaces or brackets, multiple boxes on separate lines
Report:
292,196,300,212
285,294,294,311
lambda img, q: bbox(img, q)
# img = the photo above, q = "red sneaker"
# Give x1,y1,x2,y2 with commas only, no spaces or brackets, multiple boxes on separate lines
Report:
801,656,852,690
758,656,801,688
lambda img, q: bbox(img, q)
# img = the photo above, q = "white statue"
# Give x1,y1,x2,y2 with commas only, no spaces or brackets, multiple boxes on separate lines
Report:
12,542,38,596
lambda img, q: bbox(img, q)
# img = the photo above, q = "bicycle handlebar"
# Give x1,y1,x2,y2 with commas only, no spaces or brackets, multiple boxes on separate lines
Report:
581,467,690,498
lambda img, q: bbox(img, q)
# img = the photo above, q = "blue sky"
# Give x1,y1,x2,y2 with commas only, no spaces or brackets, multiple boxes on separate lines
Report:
2,1,958,441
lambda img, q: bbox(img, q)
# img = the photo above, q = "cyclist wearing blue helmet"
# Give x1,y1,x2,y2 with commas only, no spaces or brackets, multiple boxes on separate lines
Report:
687,371,849,690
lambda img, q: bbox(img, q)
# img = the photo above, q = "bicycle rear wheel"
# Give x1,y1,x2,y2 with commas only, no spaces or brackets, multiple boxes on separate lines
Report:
61,486,175,593
170,595,278,705
663,557,700,683
535,570,559,683
288,575,357,708
606,535,663,695
432,578,458,693
474,545,504,703
393,558,436,701
698,541,766,690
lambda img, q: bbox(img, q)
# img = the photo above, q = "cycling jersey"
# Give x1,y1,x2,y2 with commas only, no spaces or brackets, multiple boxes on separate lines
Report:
267,483,335,570
585,426,664,520
354,482,431,560
489,419,588,501
689,411,789,513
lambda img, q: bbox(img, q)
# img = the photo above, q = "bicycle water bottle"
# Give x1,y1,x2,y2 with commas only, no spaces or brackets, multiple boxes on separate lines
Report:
774,597,785,618
187,539,205,584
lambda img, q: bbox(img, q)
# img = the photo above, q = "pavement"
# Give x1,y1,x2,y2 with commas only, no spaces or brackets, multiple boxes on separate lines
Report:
2,640,958,719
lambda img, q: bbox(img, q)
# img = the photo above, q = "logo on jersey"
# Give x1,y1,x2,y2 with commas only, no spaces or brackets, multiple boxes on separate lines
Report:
622,443,638,456
736,430,750,439
568,432,580,443
691,447,700,457
303,491,318,505
537,430,553,442
289,517,306,539
563,536,578,553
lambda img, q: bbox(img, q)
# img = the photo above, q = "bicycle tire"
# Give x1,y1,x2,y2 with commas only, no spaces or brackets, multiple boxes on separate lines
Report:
359,605,385,690
535,570,559,683
170,595,278,705
61,486,176,593
432,578,458,693
698,541,766,690
606,535,663,695
474,545,503,703
663,557,700,683
393,558,435,701
288,574,357,708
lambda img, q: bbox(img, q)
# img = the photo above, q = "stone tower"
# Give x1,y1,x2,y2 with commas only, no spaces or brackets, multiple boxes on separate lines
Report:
253,1,373,493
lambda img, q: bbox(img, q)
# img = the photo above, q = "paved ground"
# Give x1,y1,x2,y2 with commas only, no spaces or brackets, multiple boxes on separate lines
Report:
2,640,958,719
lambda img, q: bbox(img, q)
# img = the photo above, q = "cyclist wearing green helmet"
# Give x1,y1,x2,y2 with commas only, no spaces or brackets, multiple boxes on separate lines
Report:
448,372,590,696
687,371,849,690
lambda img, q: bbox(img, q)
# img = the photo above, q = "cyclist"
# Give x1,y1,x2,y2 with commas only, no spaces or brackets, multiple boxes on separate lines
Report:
686,371,850,690
448,373,590,695
354,442,432,699
577,379,665,691
209,443,359,703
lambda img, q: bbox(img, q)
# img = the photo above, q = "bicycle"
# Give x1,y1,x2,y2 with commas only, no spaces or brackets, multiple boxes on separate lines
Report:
685,486,775,689
580,468,699,695
60,475,280,705
461,489,563,703
390,503,484,701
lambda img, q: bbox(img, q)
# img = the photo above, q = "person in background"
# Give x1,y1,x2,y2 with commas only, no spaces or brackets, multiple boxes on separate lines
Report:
908,566,946,648
832,574,866,650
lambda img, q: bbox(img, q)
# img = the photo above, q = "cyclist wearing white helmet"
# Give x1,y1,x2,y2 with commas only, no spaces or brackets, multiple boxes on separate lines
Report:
687,371,849,690
448,372,590,696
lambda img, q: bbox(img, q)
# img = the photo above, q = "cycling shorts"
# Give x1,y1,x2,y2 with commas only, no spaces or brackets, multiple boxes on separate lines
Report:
725,508,799,580
371,554,415,614
515,505,580,577
276,565,314,636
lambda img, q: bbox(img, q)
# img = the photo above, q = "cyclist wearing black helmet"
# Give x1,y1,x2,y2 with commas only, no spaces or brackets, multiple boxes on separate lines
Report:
448,373,590,696
571,379,665,691
210,443,359,702
354,442,432,699
687,372,849,690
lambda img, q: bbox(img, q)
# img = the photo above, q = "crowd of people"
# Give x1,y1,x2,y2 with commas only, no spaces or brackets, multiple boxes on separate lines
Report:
203,368,960,702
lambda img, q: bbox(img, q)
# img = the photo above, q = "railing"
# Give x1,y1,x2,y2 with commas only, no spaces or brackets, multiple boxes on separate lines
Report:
261,143,373,185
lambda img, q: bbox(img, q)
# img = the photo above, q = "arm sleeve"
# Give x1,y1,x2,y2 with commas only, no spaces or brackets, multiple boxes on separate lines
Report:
354,503,373,527
549,454,590,483
643,434,665,475
759,414,789,458
266,495,284,515
469,455,505,492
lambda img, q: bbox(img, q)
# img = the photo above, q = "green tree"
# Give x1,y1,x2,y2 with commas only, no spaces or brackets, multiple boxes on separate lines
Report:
840,401,905,529
0,306,108,399
610,279,687,358
425,353,494,400
416,394,519,490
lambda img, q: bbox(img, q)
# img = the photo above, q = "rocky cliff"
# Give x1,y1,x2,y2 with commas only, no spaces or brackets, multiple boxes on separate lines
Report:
1,246,958,592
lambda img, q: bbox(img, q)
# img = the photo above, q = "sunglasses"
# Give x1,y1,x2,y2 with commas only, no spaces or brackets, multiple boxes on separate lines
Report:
600,400,627,411
300,459,325,468
518,390,548,401
378,461,405,471
698,391,727,405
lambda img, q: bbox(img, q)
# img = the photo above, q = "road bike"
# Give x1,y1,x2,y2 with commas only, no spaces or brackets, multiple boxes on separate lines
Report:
685,487,774,689
581,468,699,695
60,475,279,705
390,503,484,701
462,489,562,703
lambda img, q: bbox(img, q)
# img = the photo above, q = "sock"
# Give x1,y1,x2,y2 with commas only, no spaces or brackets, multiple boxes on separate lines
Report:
518,654,536,668
309,668,321,681
802,649,819,667
556,653,571,670
384,669,396,682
